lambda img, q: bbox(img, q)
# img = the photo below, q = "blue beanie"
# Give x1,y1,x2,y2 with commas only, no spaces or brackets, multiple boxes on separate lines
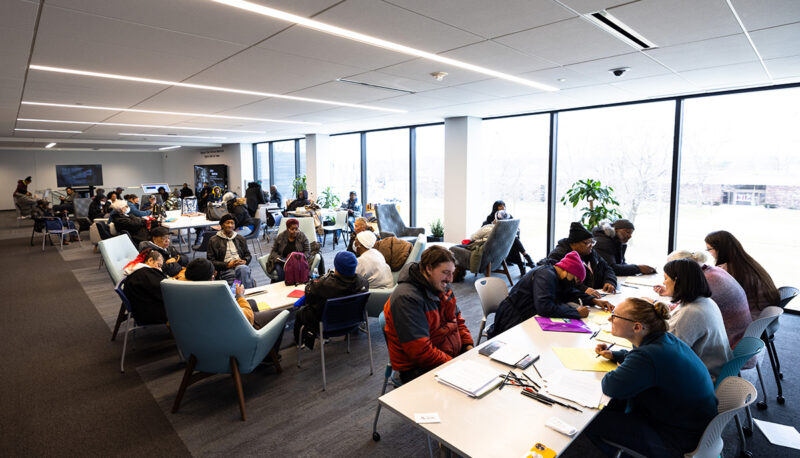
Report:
334,251,358,276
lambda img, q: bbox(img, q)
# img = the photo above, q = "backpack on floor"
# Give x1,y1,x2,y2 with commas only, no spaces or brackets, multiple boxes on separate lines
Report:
284,252,309,286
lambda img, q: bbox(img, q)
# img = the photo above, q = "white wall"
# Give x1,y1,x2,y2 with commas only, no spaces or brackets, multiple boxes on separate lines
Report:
161,143,253,196
444,116,482,242
0,150,164,210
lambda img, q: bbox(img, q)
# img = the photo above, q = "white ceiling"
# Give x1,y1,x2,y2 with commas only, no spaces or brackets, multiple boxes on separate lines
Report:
1,0,799,151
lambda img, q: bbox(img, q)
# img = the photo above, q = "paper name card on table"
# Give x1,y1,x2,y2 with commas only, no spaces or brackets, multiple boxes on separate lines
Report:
545,370,604,409
596,330,633,348
754,419,800,450
535,317,592,333
414,412,441,424
434,360,503,398
552,347,618,372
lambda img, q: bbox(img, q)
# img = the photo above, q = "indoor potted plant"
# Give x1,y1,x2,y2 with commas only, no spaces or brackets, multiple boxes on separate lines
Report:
561,179,622,230
428,219,444,242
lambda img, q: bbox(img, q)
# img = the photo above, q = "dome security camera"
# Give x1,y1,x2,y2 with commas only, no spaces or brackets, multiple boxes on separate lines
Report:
610,67,630,77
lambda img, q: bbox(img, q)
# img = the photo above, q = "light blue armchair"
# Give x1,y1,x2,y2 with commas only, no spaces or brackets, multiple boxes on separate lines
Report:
99,234,140,341
160,279,289,421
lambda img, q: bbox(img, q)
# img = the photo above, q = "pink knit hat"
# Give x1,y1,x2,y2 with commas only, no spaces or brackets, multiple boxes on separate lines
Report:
555,251,586,283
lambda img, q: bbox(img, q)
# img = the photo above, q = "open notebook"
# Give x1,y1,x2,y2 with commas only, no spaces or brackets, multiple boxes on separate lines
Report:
434,360,504,397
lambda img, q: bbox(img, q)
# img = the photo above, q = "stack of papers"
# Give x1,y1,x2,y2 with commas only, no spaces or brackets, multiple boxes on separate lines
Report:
435,360,503,397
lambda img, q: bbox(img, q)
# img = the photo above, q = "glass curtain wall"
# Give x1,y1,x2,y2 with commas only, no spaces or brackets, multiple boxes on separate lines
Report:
366,128,411,222
555,102,675,263
415,125,445,233
677,88,800,305
273,140,296,202
318,134,361,204
254,142,270,184
479,115,550,260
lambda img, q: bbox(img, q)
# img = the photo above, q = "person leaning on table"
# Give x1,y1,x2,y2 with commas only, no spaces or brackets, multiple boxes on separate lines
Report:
383,246,474,384
540,222,618,296
487,251,614,338
591,219,656,276
586,297,717,458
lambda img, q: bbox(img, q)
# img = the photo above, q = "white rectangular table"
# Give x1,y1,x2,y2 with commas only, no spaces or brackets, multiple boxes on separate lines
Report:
161,215,218,253
378,277,660,457
243,281,308,311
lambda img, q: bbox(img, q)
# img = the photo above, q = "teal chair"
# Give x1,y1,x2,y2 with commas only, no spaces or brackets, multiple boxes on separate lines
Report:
99,234,140,341
161,279,289,421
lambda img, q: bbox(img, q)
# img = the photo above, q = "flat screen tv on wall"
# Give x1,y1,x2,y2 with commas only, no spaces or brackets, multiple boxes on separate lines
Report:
194,164,228,192
55,164,103,187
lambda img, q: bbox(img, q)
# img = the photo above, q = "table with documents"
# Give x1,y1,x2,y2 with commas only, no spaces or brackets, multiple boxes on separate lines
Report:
242,281,307,312
377,274,661,457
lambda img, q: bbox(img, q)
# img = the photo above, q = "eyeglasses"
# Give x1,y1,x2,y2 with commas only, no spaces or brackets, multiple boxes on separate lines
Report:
580,239,597,246
610,313,637,323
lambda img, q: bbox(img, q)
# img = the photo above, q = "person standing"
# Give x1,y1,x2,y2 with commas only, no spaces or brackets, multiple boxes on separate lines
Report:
592,219,656,276
245,181,267,217
179,183,194,198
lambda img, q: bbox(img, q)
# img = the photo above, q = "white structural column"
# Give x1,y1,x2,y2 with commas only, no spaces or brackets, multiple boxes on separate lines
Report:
305,134,328,202
444,116,482,243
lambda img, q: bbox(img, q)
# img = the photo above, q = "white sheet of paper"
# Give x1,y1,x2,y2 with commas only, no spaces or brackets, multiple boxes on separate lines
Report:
754,419,800,449
415,412,441,424
544,370,604,409
489,345,529,366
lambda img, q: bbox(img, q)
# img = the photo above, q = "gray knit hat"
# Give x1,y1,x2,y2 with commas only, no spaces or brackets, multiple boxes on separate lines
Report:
612,219,635,230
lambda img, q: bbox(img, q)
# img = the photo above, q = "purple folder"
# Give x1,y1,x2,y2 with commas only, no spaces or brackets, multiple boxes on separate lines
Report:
534,316,592,333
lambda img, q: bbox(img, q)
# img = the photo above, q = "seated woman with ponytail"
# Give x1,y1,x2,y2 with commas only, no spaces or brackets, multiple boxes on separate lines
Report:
586,298,717,458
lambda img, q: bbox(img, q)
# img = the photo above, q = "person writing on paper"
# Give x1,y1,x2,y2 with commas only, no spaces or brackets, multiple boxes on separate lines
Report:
488,251,613,338
651,259,731,381
587,298,717,457
354,231,393,289
592,219,656,276
659,250,751,348
540,222,617,295
384,246,474,383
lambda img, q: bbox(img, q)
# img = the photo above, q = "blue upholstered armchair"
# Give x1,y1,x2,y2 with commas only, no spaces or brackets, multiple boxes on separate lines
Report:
375,204,424,243
161,279,289,421
449,219,520,286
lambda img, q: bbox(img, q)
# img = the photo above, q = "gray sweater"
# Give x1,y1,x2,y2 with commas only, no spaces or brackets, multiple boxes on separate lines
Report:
667,296,732,382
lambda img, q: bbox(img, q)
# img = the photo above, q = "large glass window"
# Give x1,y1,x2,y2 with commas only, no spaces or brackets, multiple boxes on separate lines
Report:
273,140,296,202
555,102,675,264
678,88,800,310
298,139,306,178
254,142,270,184
317,134,361,204
478,115,550,260
415,125,445,233
366,129,410,222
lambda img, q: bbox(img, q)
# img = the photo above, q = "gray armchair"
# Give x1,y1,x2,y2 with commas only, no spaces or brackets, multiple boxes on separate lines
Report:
375,204,424,243
449,219,520,286
72,197,92,231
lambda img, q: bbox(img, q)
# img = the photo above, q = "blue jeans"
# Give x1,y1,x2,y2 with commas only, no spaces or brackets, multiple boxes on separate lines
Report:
273,263,285,283
218,264,254,288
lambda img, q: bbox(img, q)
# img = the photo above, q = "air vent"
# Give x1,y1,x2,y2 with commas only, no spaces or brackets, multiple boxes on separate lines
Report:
585,10,657,51
335,78,415,94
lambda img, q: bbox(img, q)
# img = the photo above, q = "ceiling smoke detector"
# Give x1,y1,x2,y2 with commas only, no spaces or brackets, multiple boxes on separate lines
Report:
430,71,448,82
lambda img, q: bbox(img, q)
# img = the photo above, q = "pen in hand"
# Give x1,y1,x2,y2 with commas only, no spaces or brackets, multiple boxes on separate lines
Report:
596,343,615,358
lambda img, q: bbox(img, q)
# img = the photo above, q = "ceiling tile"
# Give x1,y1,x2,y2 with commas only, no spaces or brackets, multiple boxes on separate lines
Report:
384,0,575,38
454,78,542,98
495,17,634,66
286,80,411,104
609,74,698,98
215,98,326,120
750,22,800,60
0,28,32,80
132,87,264,113
508,92,582,112
339,70,442,93
763,56,800,81
681,61,771,89
557,84,637,106
0,0,38,30
378,58,490,86
369,93,451,111
608,0,741,47
557,0,632,15
440,40,557,75
519,66,600,89
0,78,24,106
565,52,673,83
731,0,800,31
22,72,163,106
417,86,496,104
645,34,758,72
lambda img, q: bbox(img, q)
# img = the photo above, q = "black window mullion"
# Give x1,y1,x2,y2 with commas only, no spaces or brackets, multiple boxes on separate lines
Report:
667,99,684,254
268,142,275,187
360,132,367,205
409,127,417,226
546,112,558,254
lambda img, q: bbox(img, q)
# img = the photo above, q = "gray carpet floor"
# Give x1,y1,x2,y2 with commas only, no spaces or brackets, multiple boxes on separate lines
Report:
1,209,798,457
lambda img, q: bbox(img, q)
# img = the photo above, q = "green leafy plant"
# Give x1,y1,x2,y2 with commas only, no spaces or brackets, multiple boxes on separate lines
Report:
561,179,622,230
292,175,307,196
316,186,340,209
430,219,444,238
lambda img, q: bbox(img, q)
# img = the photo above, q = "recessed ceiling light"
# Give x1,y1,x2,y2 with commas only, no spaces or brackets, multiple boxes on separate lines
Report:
158,145,182,151
29,65,406,113
45,142,57,148
585,10,657,50
15,128,83,134
118,132,227,140
21,101,321,125
212,0,558,92
17,118,266,133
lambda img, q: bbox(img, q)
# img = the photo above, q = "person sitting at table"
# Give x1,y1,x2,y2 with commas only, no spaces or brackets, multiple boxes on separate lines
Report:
592,219,656,276
156,187,170,204
488,251,613,338
53,186,75,216
653,258,731,381
347,217,380,254
294,251,369,348
109,200,151,247
285,189,311,214
140,194,157,212
125,194,152,217
138,226,187,278
229,197,257,236
124,250,169,326
705,230,779,319
245,181,267,217
383,246,474,383
340,191,361,232
587,297,717,457
13,175,36,216
265,218,311,283
206,214,255,288
482,201,535,273
88,194,108,221
661,250,751,348
268,185,282,206
179,183,194,199
539,222,618,295
354,231,393,289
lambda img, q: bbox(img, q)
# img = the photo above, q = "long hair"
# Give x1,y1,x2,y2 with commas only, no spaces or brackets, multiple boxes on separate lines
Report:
484,200,506,225
705,231,779,305
663,258,712,304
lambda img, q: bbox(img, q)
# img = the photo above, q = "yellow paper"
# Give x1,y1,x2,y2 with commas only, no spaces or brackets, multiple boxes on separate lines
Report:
257,301,271,310
597,330,633,348
552,347,618,372
587,311,612,325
